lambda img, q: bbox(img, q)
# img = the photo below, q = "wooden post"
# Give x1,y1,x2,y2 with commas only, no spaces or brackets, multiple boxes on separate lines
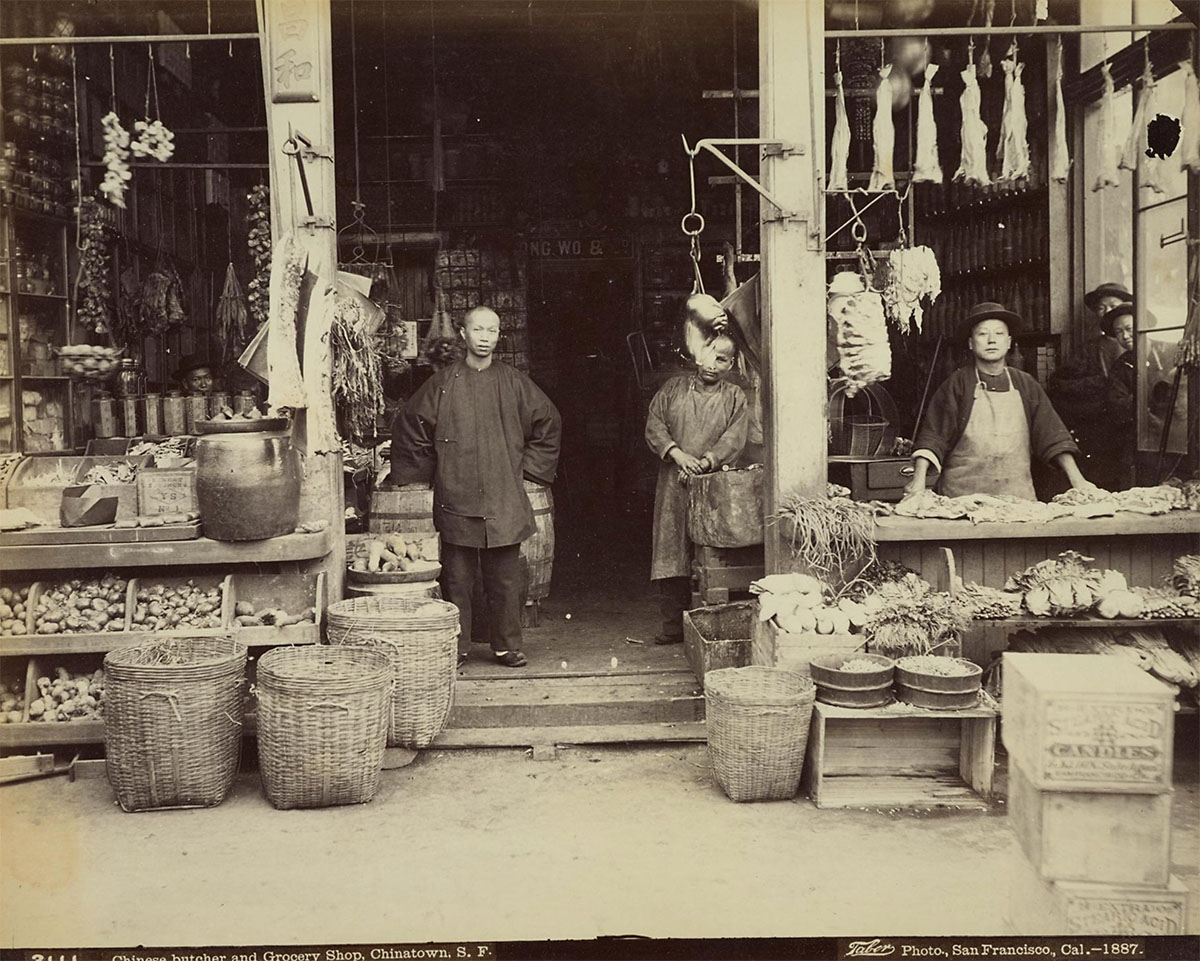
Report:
759,0,827,574
257,0,345,601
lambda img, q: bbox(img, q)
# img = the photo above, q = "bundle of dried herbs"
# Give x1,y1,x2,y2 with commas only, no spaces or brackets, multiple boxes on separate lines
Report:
246,185,272,330
75,198,115,336
216,263,249,361
331,292,384,439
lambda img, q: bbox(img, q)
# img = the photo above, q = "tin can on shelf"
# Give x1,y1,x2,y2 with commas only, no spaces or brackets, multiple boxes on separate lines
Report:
94,392,118,438
209,390,230,416
142,393,162,436
162,391,186,435
235,390,258,416
120,395,139,437
185,394,208,434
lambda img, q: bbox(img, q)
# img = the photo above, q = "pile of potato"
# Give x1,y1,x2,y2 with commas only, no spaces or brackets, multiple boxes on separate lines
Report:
132,579,223,631
27,667,105,723
350,533,439,574
0,585,30,636
1,677,25,723
751,572,871,636
34,576,128,634
232,600,316,628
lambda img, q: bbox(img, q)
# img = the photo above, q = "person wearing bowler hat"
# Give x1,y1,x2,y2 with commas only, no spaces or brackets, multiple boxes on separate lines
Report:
905,302,1094,500
1083,281,1134,378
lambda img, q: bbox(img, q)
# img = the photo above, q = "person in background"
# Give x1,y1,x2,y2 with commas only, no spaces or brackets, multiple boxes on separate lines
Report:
1084,281,1134,378
645,333,748,644
391,306,561,669
1098,302,1137,490
905,302,1093,500
175,355,215,394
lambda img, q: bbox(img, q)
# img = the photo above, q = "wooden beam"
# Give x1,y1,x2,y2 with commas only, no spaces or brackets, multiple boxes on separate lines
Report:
759,0,827,574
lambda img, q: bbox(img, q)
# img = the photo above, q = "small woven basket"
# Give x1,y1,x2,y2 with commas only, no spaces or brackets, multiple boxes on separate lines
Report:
325,595,459,749
255,645,392,809
704,665,816,802
104,635,247,813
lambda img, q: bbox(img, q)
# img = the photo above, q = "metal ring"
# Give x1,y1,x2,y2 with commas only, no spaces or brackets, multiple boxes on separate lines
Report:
281,138,300,156
680,211,706,237
851,220,868,243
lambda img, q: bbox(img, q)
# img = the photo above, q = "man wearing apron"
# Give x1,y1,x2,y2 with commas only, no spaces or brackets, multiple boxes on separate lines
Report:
905,302,1094,500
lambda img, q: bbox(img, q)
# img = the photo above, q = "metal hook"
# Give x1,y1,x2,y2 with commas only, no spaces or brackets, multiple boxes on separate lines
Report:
185,41,190,59
229,40,233,58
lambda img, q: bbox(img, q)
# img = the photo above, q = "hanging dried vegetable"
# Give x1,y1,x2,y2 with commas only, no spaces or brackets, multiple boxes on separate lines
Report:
330,291,385,439
99,112,132,208
911,63,942,184
246,185,272,330
1050,41,1070,183
138,262,186,335
1092,63,1121,191
216,264,249,361
828,272,891,397
828,67,851,191
997,48,1031,182
954,63,990,187
75,198,115,336
130,119,175,163
1180,61,1200,173
868,64,895,192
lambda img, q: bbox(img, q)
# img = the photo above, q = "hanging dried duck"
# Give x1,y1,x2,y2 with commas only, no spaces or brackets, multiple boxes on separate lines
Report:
997,46,1031,182
1050,39,1071,183
1122,66,1165,195
829,64,851,191
868,64,896,192
954,53,990,187
1092,62,1121,191
912,63,943,184
1181,61,1200,173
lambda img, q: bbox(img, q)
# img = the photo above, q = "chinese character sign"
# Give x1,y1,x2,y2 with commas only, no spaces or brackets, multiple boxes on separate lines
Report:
266,0,321,102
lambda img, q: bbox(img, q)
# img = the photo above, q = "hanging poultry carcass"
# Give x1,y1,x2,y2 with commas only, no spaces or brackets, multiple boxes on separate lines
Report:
1121,67,1165,195
954,62,991,187
829,67,851,191
912,63,943,184
1050,40,1070,182
868,64,896,192
1181,60,1200,173
998,47,1031,182
1092,62,1121,191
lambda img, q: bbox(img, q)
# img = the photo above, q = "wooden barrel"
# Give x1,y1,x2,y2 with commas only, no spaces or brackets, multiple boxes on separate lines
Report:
520,480,555,602
687,468,764,548
349,581,441,600
370,485,434,533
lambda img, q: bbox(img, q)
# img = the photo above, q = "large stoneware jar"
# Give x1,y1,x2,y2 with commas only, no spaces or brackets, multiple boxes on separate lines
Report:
195,417,300,541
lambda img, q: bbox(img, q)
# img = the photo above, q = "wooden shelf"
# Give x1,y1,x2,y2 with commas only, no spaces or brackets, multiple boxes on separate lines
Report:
873,511,1200,542
0,623,319,657
13,291,67,302
972,616,1200,629
0,528,334,571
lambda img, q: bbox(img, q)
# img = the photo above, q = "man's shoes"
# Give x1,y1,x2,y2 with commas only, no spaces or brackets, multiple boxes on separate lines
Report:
457,652,469,667
653,633,684,645
492,650,528,667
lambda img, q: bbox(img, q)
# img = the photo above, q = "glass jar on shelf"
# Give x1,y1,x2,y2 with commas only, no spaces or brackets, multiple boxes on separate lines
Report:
162,391,186,435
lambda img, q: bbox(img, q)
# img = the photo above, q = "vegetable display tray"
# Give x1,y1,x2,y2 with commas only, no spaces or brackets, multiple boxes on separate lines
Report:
346,564,442,585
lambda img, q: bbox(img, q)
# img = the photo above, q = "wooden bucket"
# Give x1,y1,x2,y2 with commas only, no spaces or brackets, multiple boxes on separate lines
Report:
349,581,441,600
520,480,555,602
369,485,434,533
687,468,764,548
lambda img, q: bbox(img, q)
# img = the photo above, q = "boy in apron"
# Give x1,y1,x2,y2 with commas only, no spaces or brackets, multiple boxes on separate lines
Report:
906,302,1094,500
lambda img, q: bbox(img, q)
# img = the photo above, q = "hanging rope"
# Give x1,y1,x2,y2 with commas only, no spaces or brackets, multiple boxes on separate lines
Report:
682,148,706,293
350,0,362,207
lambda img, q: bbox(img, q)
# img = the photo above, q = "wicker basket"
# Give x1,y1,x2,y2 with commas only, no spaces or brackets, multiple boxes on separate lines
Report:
325,595,460,749
255,645,392,809
104,635,247,812
704,665,816,802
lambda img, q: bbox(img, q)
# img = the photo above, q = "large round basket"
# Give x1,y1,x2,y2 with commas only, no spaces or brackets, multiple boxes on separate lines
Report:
326,594,460,749
255,645,392,809
704,665,816,802
104,635,247,813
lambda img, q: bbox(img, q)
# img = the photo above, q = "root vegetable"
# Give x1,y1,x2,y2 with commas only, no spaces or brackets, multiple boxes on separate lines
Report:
235,601,256,617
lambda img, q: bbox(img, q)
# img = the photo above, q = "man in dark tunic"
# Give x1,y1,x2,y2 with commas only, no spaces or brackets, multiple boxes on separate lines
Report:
392,307,562,668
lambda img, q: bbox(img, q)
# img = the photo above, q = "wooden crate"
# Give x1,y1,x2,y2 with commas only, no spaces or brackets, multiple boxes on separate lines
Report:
3,454,84,523
750,612,865,676
1007,761,1172,886
692,544,764,606
227,571,325,645
72,455,153,523
682,601,753,688
136,467,197,515
1002,652,1175,794
801,699,997,810
1008,855,1190,935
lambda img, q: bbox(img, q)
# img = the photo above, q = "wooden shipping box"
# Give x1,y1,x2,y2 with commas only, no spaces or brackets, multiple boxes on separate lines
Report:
1008,854,1190,935
136,467,197,515
1001,653,1175,794
750,607,864,676
1007,761,1172,886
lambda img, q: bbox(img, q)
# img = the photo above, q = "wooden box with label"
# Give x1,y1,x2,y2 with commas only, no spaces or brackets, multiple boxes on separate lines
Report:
136,467,198,516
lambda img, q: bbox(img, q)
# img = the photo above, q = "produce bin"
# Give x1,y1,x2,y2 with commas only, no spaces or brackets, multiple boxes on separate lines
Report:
72,455,153,522
227,571,324,644
682,601,753,688
3,454,85,523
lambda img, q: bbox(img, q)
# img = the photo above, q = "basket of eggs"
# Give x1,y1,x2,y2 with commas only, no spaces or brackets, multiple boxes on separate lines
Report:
56,344,123,381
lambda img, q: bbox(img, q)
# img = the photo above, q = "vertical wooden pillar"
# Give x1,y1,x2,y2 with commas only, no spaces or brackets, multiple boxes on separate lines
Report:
759,0,827,574
258,0,345,600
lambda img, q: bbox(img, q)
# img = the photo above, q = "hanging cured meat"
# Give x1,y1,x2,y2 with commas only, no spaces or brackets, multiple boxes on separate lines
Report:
829,68,851,192
998,49,1031,182
912,63,943,184
954,64,990,187
1181,61,1200,173
869,64,896,192
829,272,890,398
1092,62,1121,191
1122,67,1164,195
1050,41,1071,183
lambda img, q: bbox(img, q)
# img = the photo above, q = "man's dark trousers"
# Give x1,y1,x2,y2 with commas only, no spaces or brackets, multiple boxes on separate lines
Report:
440,542,523,657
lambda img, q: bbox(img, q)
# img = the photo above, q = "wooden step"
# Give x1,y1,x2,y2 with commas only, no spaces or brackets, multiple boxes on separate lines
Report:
431,720,708,749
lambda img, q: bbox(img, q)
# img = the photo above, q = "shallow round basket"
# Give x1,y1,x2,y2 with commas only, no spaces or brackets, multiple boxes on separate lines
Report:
346,562,442,585
704,665,816,802
103,635,247,813
895,657,983,711
326,595,460,749
194,416,290,434
255,645,392,809
809,652,895,709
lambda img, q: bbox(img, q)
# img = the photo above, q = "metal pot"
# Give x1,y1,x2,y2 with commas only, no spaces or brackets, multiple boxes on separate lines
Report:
195,424,300,541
